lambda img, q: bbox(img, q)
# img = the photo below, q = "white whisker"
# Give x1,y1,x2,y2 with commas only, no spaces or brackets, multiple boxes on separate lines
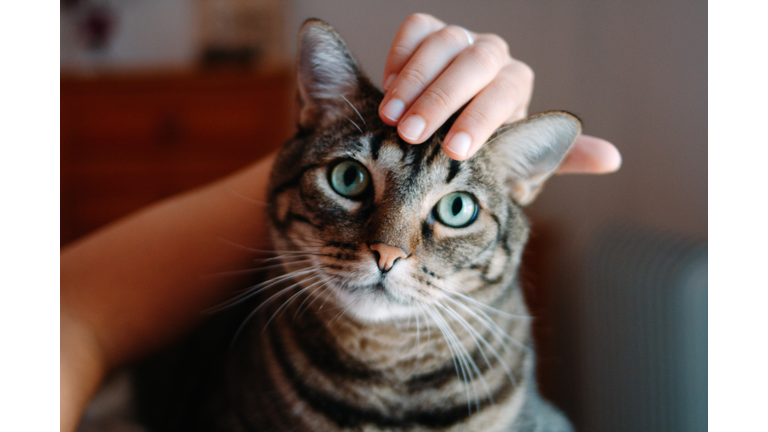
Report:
436,302,518,388
216,237,273,253
439,290,532,354
344,116,363,133
205,259,315,279
329,295,360,324
439,282,532,319
433,304,485,412
264,275,331,329
339,94,367,129
294,278,333,319
207,266,320,313
226,187,271,206
393,317,402,333
434,302,497,406
260,253,318,260
425,305,476,413
230,272,326,345
298,280,336,317
415,312,421,357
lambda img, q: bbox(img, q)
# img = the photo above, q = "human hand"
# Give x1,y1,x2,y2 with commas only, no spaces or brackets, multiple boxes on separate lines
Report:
379,13,621,173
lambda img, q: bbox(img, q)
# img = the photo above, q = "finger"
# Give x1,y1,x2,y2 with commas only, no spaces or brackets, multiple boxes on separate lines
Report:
503,61,534,123
556,135,622,174
379,25,478,129
389,33,511,145
441,60,535,160
382,13,446,91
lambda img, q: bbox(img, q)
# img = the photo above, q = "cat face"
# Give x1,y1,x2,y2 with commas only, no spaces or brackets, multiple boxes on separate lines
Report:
267,20,580,322
271,126,524,320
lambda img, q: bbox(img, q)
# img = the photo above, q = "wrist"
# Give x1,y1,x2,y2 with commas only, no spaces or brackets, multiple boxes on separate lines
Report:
60,308,107,432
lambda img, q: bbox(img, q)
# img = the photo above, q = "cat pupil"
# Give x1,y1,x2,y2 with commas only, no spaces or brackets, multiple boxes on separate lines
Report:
344,166,357,186
452,197,462,215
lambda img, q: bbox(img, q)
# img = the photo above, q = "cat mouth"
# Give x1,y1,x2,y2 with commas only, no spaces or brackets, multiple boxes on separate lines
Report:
350,282,386,293
352,282,411,305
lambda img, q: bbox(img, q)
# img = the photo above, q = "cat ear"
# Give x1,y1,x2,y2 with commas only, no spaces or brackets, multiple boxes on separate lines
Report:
480,111,582,206
296,19,364,130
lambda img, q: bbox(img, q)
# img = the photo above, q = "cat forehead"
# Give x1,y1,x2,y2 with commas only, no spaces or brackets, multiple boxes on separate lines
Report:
327,133,443,172
321,132,498,196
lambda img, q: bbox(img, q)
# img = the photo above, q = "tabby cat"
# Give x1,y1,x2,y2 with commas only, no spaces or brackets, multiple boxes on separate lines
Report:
134,19,580,432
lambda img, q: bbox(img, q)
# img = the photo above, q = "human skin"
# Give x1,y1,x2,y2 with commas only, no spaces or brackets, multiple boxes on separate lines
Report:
379,13,621,168
61,154,276,432
60,14,620,432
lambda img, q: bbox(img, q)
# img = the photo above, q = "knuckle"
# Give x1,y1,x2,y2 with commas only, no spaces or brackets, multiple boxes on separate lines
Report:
467,45,503,73
422,86,455,110
464,108,495,130
391,44,413,60
516,61,535,85
485,33,509,54
436,26,470,48
405,13,434,28
399,67,430,89
495,74,524,105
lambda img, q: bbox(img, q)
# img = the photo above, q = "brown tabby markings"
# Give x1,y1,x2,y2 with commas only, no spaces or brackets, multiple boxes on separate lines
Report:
251,110,546,430
134,19,578,432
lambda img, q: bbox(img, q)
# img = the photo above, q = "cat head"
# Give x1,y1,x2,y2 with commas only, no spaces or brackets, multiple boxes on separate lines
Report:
267,20,581,321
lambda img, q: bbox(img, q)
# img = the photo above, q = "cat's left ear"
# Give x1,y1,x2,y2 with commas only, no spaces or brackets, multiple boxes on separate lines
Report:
479,111,582,205
296,19,364,130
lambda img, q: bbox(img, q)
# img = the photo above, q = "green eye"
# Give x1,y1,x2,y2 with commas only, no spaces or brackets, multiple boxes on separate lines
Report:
330,160,371,198
434,192,478,228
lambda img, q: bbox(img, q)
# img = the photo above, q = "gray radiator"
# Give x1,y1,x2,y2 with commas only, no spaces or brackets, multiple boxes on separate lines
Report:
576,226,707,431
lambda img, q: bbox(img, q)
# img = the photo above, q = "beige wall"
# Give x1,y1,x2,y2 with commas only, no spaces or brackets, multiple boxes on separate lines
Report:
288,0,707,241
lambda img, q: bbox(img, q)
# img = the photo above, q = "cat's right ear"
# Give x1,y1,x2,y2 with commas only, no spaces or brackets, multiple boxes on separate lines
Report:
480,111,582,206
296,19,363,131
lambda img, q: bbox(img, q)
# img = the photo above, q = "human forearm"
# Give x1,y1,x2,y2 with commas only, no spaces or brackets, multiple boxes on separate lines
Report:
61,310,106,432
60,153,276,429
61,152,275,365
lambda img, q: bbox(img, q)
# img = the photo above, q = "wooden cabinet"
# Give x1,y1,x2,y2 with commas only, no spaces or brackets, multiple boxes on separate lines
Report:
61,70,295,245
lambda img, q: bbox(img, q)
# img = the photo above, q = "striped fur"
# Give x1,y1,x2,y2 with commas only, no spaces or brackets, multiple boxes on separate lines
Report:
134,19,577,432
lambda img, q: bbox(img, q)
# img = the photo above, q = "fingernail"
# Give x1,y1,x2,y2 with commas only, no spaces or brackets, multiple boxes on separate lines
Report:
383,74,396,91
381,98,405,121
445,132,472,157
399,115,426,141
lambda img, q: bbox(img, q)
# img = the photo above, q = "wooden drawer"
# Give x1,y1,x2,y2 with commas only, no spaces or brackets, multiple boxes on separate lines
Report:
61,70,295,245
62,72,293,158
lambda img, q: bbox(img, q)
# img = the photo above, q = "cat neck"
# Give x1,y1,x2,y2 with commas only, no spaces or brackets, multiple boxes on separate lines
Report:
260,285,533,382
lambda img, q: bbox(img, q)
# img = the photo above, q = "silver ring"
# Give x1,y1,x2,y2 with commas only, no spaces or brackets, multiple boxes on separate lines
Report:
458,26,474,46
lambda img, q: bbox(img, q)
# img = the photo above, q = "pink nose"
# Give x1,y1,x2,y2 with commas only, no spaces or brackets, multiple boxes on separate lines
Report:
369,243,407,272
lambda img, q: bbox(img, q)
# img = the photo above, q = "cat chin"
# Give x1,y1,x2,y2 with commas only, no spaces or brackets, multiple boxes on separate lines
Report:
347,302,421,323
329,285,421,322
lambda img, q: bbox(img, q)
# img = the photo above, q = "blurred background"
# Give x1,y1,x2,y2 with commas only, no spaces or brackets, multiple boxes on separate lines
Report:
61,1,707,430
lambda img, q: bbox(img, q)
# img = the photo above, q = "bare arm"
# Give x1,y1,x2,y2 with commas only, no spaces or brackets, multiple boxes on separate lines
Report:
60,153,276,432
